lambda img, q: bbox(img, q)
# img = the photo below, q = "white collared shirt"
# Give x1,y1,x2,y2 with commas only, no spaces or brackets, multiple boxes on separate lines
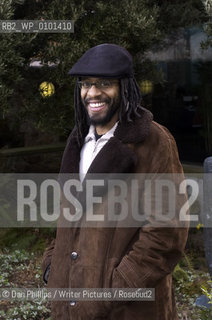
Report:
79,122,118,181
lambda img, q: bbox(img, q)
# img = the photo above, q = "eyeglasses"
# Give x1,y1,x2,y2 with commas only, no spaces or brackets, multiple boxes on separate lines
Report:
78,79,119,90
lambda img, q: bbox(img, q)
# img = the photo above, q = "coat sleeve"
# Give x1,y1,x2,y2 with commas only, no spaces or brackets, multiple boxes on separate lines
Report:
111,125,189,290
41,186,63,283
41,239,55,283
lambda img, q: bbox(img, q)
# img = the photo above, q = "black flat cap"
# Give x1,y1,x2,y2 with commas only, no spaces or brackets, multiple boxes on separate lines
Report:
68,43,133,78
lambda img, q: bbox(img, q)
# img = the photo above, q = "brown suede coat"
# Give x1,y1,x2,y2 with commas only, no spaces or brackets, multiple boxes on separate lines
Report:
42,108,188,320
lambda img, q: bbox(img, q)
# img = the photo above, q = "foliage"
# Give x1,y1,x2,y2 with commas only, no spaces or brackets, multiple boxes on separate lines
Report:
174,252,212,320
0,249,30,286
0,249,51,319
200,282,212,319
0,301,51,320
0,0,208,140
201,0,212,48
0,0,24,116
0,228,56,252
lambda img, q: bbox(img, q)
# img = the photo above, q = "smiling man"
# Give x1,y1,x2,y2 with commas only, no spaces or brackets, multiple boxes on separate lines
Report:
79,78,120,130
42,44,188,320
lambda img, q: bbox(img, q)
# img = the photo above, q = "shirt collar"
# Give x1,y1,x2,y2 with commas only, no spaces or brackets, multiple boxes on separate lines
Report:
84,122,118,143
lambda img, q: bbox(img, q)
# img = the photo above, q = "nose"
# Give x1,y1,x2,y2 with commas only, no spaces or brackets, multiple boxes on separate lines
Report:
86,84,102,98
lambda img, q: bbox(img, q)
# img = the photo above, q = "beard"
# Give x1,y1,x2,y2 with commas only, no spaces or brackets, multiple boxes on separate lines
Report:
81,94,120,126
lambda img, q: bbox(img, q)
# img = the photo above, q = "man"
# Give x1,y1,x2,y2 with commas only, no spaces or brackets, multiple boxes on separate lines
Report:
42,43,188,319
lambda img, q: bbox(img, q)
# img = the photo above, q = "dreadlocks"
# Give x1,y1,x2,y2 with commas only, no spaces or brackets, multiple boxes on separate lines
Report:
74,77,143,147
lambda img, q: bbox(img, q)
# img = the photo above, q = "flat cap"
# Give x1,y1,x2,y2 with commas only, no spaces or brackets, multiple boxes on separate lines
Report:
68,43,133,78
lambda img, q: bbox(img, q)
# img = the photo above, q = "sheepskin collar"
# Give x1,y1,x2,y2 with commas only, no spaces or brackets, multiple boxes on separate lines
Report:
60,107,153,175
114,107,153,143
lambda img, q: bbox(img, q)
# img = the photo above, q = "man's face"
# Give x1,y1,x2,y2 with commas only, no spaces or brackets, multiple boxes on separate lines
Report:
80,77,120,126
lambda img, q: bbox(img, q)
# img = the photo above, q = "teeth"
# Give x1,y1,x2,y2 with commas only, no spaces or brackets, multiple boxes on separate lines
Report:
89,102,105,108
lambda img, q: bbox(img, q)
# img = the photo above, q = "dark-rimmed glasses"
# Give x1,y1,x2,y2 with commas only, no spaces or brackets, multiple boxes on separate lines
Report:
78,79,119,90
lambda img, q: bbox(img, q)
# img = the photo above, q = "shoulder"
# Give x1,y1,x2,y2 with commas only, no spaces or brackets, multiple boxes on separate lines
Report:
144,120,179,157
134,121,183,173
150,121,176,143
136,120,176,152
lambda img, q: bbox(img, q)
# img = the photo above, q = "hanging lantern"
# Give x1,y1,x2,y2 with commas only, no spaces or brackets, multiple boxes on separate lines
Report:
140,80,153,95
39,82,55,98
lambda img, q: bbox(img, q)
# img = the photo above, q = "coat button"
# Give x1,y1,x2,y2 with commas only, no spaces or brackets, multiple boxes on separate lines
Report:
70,301,76,306
71,251,78,260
